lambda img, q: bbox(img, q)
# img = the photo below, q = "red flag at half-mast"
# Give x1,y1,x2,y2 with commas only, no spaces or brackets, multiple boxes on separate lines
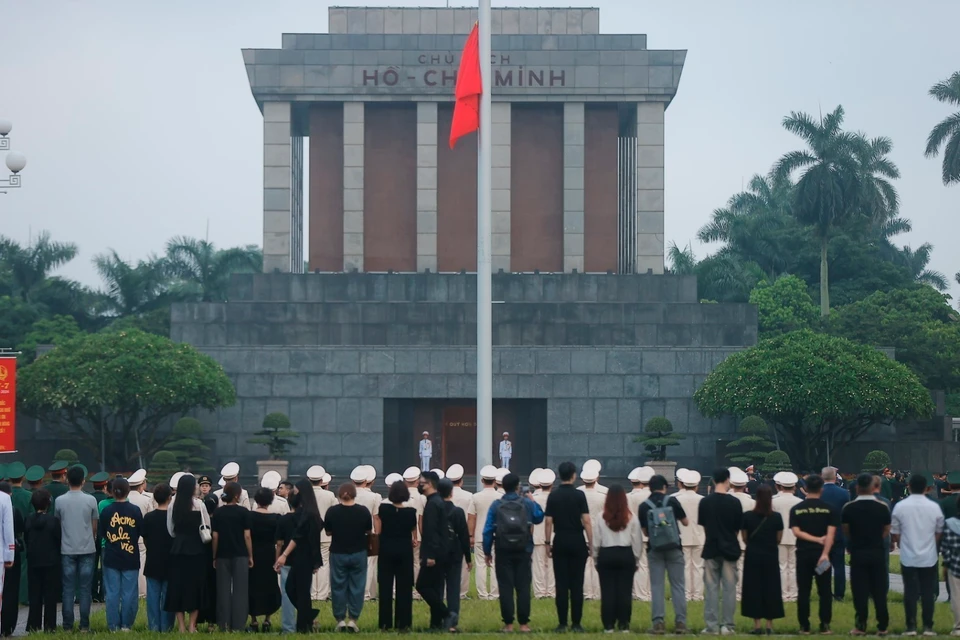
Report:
449,23,481,149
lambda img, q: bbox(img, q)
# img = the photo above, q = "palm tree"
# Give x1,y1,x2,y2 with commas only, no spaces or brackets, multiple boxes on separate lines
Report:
925,71,960,185
92,250,171,317
666,242,696,275
165,236,261,302
896,243,949,291
0,232,78,302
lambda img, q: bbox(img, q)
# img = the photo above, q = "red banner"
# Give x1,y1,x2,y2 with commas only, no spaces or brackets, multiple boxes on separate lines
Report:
0,359,15,452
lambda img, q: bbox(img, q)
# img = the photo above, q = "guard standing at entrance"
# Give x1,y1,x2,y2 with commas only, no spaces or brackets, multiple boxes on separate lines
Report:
419,433,433,472
499,433,512,471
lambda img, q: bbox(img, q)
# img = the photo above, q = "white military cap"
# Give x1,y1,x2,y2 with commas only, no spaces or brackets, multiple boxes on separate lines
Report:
581,467,600,483
127,468,147,486
170,471,186,488
218,476,226,487
431,468,446,480
350,466,367,483
627,467,643,482
729,467,749,486
583,459,602,474
306,465,325,481
539,469,556,486
677,469,702,486
638,466,655,483
384,472,403,486
220,462,240,478
502,432,509,437
495,468,509,483
321,473,331,485
480,465,498,480
774,471,799,487
422,431,429,436
365,466,377,483
446,464,465,481
261,470,281,491
528,469,541,486
403,466,421,482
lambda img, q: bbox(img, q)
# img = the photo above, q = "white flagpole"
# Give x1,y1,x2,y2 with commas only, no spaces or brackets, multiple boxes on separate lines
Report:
476,0,493,489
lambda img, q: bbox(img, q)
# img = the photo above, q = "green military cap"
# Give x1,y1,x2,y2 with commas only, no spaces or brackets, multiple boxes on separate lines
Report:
48,460,69,472
90,471,110,484
71,463,88,477
6,462,26,480
25,465,45,483
947,471,960,486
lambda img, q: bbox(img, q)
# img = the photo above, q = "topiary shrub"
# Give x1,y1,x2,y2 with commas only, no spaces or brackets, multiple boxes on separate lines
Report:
862,450,892,473
148,450,180,486
247,412,300,460
165,417,212,473
634,417,685,462
726,416,776,466
761,450,792,473
53,449,79,465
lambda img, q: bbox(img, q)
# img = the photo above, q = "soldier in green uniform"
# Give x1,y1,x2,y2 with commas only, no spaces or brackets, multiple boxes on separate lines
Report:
89,472,110,603
90,472,109,504
25,465,45,492
44,460,69,502
939,471,960,519
7,462,33,606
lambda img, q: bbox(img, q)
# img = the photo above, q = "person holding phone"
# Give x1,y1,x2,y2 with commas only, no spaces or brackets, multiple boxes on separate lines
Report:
789,475,840,635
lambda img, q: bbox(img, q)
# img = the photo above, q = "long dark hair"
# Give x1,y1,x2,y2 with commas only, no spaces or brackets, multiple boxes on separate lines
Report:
172,474,198,530
602,484,630,532
295,478,322,531
754,484,774,516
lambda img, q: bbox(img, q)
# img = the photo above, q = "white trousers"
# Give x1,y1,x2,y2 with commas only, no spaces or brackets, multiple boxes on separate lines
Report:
460,557,470,599
501,457,511,471
584,555,600,600
532,545,555,598
683,545,704,601
365,556,378,600
632,547,651,600
138,540,147,597
420,457,430,472
311,542,331,600
474,541,498,599
778,544,797,602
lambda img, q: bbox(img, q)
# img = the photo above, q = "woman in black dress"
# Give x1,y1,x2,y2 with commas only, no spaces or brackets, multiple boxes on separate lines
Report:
165,474,211,633
274,478,323,633
196,494,220,631
741,485,785,634
377,480,417,632
248,488,281,632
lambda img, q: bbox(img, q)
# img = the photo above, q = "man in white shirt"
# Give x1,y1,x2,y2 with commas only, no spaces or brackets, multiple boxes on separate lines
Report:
499,432,513,470
772,471,803,602
307,465,339,601
628,466,654,601
401,466,426,597
673,469,705,602
532,468,556,598
419,432,433,471
578,466,606,600
353,465,382,601
467,465,501,600
447,464,473,599
728,467,756,599
261,471,290,515
892,473,945,636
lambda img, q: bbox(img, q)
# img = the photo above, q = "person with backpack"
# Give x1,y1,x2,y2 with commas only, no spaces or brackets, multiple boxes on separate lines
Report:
416,471,455,631
439,478,472,632
639,474,690,635
483,472,545,633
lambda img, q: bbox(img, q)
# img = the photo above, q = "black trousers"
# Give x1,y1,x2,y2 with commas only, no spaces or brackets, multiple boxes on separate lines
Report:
797,551,832,631
416,563,449,629
444,555,464,617
26,564,60,632
597,547,634,631
829,538,845,600
494,551,532,626
377,549,413,630
553,547,587,626
1,552,21,636
284,562,318,633
902,565,938,632
850,555,888,632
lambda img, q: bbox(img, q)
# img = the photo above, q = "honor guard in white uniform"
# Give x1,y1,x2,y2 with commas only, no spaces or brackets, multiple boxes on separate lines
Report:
578,464,606,600
307,465,338,601
261,471,290,515
728,467,755,599
532,468,556,598
628,466,655,601
352,466,382,601
446,464,473,599
401,466,425,596
468,465,501,600
530,469,544,496
125,468,153,597
495,468,508,494
169,472,186,495
215,462,251,509
499,432,513,470
419,432,433,471
674,468,705,601
772,471,802,602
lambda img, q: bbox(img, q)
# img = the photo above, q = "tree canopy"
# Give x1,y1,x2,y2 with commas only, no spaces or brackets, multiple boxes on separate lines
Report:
750,275,819,338
726,416,776,466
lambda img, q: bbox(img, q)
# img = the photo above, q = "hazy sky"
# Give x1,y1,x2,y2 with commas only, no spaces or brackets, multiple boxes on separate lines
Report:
3,1,958,298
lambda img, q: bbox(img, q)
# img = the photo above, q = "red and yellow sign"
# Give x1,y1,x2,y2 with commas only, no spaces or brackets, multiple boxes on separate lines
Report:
0,359,16,452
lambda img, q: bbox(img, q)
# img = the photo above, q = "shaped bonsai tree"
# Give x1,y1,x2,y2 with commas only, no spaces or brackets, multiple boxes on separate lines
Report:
761,449,792,473
53,449,79,466
247,412,300,460
148,450,180,486
635,417,685,462
165,417,212,473
862,450,892,474
726,416,776,466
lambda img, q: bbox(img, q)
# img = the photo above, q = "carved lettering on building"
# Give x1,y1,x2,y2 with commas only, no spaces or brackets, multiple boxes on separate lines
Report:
362,66,566,88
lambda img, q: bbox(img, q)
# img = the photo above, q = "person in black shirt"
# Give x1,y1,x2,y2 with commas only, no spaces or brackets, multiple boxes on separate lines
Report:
211,482,253,631
741,485,785,632
324,482,373,632
248,489,281,631
544,461,592,632
24,489,60,633
789,475,839,634
142,483,174,632
416,471,454,631
842,473,891,635
440,478,471,631
275,478,324,633
698,469,743,635
377,481,417,631
99,478,144,631
639,475,690,635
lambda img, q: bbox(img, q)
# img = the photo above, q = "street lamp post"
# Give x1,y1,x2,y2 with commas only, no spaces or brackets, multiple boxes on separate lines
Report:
0,119,27,194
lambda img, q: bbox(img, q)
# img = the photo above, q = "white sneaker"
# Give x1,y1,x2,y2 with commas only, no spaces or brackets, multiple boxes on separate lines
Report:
922,631,936,637
346,620,359,633
720,628,735,636
336,620,347,632
903,632,917,637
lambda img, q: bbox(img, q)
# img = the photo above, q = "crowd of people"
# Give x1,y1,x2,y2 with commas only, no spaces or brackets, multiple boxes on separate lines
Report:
0,456,957,634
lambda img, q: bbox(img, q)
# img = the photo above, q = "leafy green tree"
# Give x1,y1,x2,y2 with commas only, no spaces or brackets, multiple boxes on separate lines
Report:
0,232,78,302
164,417,212,472
634,417,685,462
695,252,767,303
247,412,301,460
761,450,792,473
862,450,892,473
726,416,776,466
828,287,960,391
925,71,960,186
102,308,171,338
0,296,41,350
749,275,819,337
53,449,80,465
18,329,236,469
148,450,180,486
894,243,948,292
165,237,261,302
694,330,933,469
17,315,82,362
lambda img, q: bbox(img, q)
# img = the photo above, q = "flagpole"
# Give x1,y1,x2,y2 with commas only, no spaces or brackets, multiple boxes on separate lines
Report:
476,0,493,490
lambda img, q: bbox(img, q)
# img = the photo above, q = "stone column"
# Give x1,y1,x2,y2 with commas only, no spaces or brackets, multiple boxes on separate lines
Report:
416,103,438,272
636,102,665,274
563,103,585,273
263,102,292,273
291,135,304,274
343,102,365,271
491,102,511,273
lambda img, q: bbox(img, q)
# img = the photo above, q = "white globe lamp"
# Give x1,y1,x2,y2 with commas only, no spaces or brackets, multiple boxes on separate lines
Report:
0,120,11,137
5,152,26,174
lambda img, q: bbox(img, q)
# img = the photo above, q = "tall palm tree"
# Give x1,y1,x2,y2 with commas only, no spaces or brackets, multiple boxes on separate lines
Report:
0,232,78,302
666,242,696,275
165,236,261,302
93,250,171,317
896,243,949,291
925,71,960,185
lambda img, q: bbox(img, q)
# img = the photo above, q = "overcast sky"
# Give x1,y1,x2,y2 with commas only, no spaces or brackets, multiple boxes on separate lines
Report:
2,0,958,298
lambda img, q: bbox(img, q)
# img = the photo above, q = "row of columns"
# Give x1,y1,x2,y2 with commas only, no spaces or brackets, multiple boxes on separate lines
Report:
261,101,665,275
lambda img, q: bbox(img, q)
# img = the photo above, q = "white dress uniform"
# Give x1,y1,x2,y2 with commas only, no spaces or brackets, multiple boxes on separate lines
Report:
419,438,432,471
627,465,655,601
578,480,606,600
307,466,339,601
467,469,501,600
730,482,756,600
772,475,802,602
531,470,556,598
354,466,382,601
499,438,512,470
673,471,705,602
448,464,473,599
261,471,290,515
